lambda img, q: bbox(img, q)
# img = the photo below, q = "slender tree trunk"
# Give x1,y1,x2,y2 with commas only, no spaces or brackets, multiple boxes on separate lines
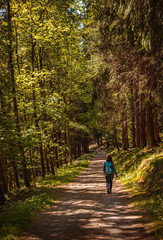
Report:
57,131,62,165
78,144,82,157
0,186,5,205
50,156,55,175
44,147,50,172
54,146,59,168
146,105,156,148
130,80,136,148
27,169,31,182
73,137,77,160
113,119,119,152
7,0,30,188
12,159,20,188
135,98,140,147
31,38,45,178
122,109,129,150
0,152,8,194
32,84,45,178
66,128,72,164
0,157,6,204
131,115,136,148
140,96,146,147
153,110,161,143
8,173,13,190
29,148,35,179
0,91,9,193
0,87,5,115
14,21,20,75
40,144,45,177
134,68,141,147
63,129,68,164
83,134,89,153
140,107,146,147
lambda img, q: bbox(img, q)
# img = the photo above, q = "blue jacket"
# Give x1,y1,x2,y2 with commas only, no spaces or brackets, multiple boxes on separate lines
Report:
103,161,117,176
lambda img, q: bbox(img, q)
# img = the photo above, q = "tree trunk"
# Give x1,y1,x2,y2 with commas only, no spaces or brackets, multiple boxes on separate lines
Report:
7,0,30,188
131,115,136,148
122,109,129,151
32,88,45,178
32,85,45,178
55,132,61,166
135,98,140,147
44,147,50,172
66,128,72,164
14,21,20,74
140,96,146,147
50,156,55,175
0,186,5,205
83,135,89,153
153,110,161,143
54,146,59,168
8,174,13,190
12,159,20,188
73,137,77,159
140,107,146,147
29,148,35,179
134,68,141,147
146,105,156,148
129,80,136,148
113,120,119,152
0,157,6,204
0,91,8,193
63,129,68,164
0,155,8,193
78,144,82,157
40,144,45,178
31,31,45,178
27,169,32,182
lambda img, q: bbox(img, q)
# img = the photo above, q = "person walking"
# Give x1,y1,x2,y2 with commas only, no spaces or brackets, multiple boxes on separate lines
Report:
103,154,117,194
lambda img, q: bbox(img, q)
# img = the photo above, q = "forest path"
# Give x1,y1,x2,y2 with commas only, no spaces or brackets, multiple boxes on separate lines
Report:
20,150,155,240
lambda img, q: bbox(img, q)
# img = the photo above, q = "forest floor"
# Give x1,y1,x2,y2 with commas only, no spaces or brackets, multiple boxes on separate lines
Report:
20,150,156,240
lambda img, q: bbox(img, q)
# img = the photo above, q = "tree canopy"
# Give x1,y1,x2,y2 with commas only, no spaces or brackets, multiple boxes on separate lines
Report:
0,0,162,204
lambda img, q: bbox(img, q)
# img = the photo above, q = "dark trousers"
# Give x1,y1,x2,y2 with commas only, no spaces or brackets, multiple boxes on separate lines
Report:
105,175,113,190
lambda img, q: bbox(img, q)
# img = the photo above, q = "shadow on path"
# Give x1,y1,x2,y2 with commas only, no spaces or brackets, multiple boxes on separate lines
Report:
20,150,155,240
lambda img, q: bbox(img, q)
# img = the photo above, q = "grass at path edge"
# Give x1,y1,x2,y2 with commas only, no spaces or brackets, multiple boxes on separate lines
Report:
0,151,95,240
111,146,163,239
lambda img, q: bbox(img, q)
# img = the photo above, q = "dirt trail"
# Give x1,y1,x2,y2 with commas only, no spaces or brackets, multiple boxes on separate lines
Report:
20,150,155,240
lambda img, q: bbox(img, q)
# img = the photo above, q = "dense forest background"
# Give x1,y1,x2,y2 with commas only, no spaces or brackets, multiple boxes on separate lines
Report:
0,0,162,204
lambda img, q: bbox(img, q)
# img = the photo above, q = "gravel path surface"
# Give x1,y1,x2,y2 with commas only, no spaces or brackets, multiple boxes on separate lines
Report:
20,150,155,240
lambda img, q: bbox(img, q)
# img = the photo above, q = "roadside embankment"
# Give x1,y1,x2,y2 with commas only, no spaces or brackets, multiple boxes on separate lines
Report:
113,146,163,239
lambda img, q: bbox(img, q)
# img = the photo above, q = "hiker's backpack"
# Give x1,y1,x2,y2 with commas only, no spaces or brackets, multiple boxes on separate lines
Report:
105,161,113,175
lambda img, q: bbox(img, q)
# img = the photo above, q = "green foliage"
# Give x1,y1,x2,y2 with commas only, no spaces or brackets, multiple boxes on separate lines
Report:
114,147,163,238
0,0,96,191
84,0,162,151
36,152,94,187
